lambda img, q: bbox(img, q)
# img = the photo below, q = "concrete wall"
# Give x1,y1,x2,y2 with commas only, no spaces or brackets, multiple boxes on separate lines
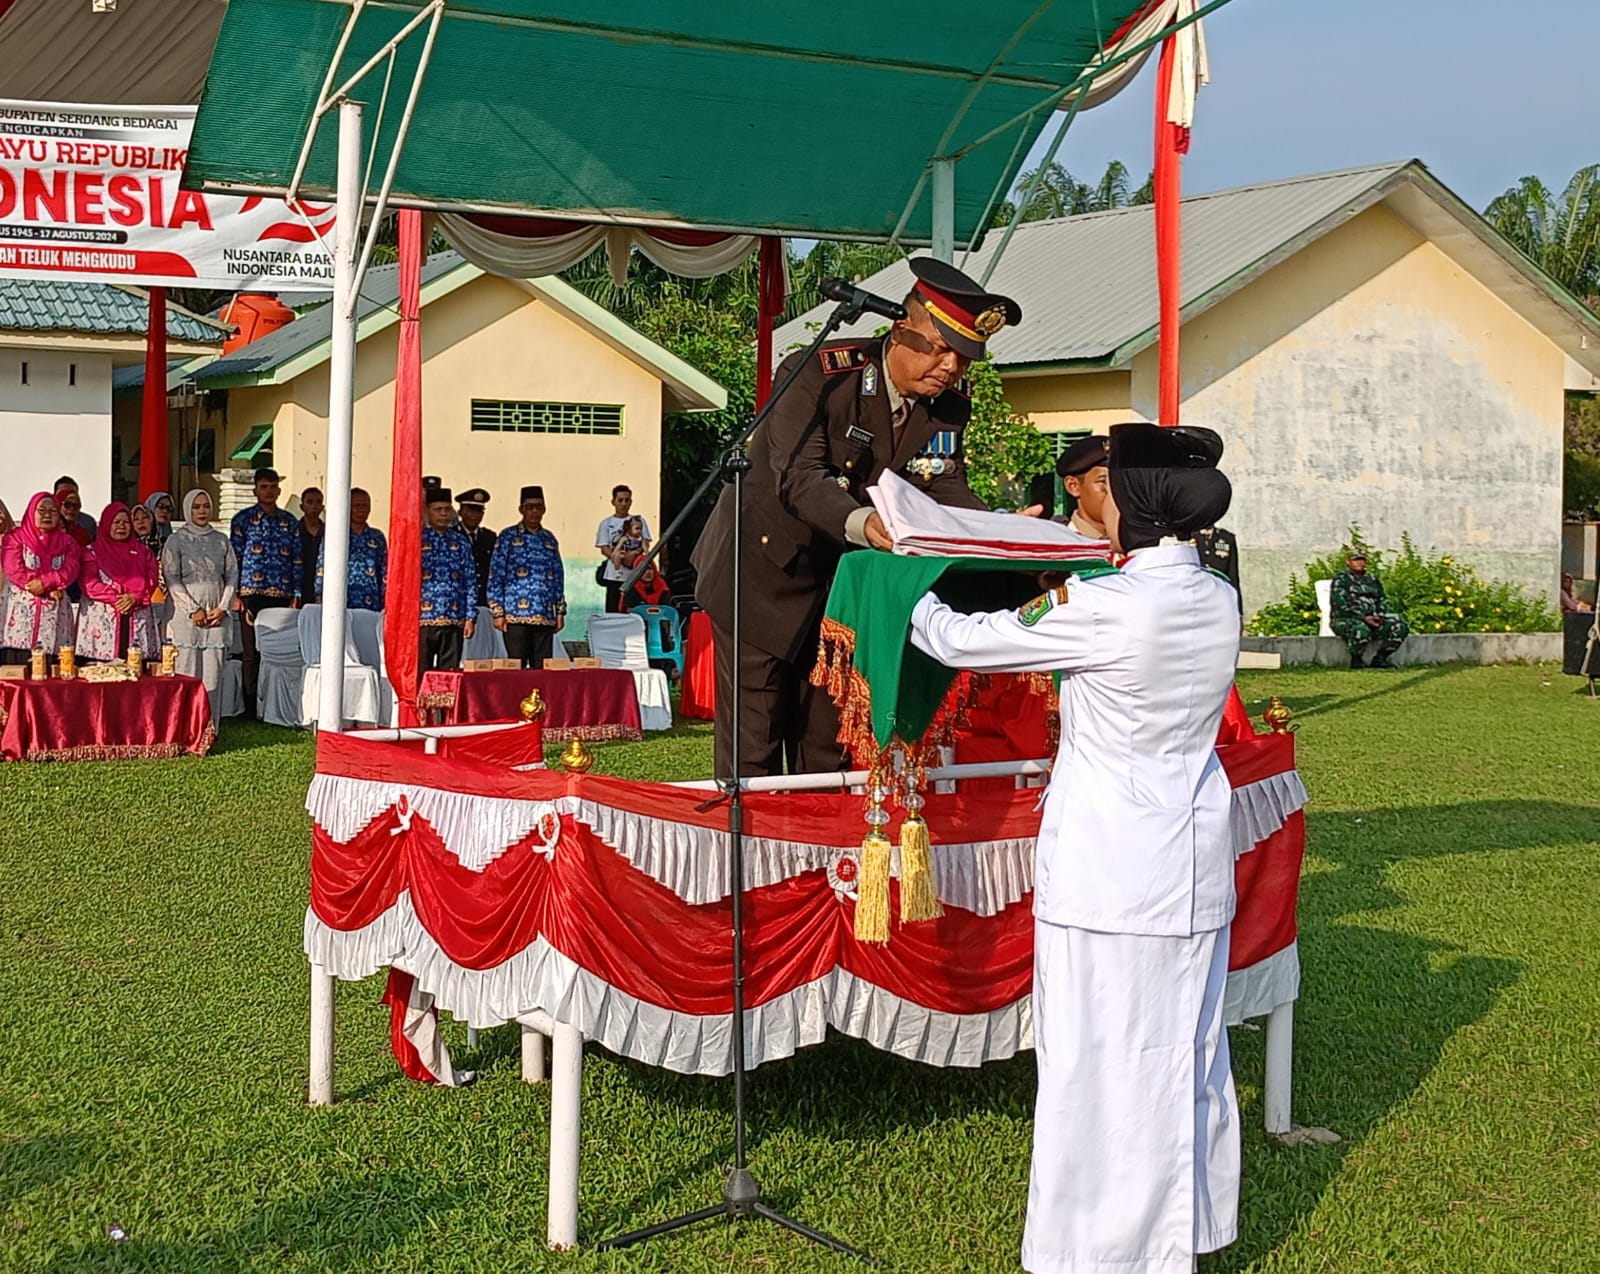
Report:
1006,370,1138,435
0,346,113,516
1123,202,1565,617
197,275,668,634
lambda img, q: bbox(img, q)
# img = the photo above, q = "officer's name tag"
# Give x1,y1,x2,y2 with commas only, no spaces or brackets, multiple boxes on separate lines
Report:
845,425,874,448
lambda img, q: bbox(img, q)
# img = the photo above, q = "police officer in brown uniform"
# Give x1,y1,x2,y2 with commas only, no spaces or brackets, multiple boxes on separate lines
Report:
693,258,1022,777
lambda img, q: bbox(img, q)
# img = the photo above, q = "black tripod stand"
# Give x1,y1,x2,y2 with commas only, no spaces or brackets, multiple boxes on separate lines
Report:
596,297,877,1261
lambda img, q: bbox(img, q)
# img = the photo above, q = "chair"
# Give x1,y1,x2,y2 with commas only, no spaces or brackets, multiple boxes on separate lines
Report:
298,604,383,727
253,608,306,728
462,606,508,661
587,613,649,671
1314,579,1335,638
348,609,393,725
630,604,684,681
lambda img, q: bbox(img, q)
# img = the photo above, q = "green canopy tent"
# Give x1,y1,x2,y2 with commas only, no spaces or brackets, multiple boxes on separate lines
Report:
184,8,1231,1249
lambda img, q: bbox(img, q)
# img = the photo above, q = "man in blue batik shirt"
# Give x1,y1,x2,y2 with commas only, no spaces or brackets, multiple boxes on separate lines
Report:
489,484,566,669
230,466,302,718
316,487,388,611
419,487,476,671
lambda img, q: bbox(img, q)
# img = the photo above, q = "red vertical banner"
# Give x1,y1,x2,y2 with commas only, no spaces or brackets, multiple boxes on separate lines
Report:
1154,34,1184,428
385,210,425,727
138,287,169,500
755,236,784,410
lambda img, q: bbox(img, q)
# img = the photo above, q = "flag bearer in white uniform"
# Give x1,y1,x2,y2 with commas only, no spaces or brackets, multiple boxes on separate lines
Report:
909,422,1242,1274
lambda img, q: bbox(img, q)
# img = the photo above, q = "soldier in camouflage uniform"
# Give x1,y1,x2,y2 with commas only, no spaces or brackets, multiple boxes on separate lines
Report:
1330,550,1408,668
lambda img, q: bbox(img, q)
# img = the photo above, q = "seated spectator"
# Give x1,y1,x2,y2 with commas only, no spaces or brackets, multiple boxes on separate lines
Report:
1330,550,1408,669
622,561,674,611
0,492,81,663
76,503,161,663
1560,572,1592,614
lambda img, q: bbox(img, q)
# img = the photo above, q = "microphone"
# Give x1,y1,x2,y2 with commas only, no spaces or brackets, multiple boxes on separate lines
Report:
821,277,906,322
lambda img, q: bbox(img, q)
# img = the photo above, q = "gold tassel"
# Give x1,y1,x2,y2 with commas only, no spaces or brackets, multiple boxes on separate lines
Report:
898,814,943,923
855,831,892,944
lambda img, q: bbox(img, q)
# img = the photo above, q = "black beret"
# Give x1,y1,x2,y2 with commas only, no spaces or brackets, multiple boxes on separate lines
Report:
1108,423,1224,470
426,487,453,506
1055,435,1110,478
520,485,545,504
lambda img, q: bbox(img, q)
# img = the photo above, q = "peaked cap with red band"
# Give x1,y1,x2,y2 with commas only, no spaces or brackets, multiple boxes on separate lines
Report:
907,257,1022,360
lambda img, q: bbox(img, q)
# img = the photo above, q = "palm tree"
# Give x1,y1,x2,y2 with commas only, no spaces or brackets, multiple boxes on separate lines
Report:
1484,165,1600,304
992,159,1155,227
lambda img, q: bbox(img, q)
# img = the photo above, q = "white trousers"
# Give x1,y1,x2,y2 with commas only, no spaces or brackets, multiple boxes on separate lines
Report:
1022,922,1239,1274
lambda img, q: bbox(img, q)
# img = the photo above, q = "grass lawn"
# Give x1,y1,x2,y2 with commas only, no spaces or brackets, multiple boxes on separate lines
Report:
2,664,1598,1272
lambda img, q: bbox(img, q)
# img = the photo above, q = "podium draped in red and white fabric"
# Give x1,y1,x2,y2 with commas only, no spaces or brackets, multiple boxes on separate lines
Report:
304,731,1305,1075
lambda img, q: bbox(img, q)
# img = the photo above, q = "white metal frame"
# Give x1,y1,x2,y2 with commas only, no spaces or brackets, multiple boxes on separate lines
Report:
304,749,1296,1249
280,0,445,738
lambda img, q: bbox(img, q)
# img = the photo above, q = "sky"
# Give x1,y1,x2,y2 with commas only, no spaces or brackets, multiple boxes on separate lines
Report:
1026,0,1600,211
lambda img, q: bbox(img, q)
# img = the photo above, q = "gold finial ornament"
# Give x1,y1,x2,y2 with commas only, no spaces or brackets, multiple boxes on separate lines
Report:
559,736,594,773
520,688,547,721
1263,695,1294,735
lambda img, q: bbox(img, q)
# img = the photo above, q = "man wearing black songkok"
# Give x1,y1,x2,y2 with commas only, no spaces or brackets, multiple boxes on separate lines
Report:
908,421,1243,1274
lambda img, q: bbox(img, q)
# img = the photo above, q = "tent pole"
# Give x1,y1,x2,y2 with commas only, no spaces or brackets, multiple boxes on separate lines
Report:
931,159,955,263
1154,33,1182,425
318,98,363,734
138,287,168,501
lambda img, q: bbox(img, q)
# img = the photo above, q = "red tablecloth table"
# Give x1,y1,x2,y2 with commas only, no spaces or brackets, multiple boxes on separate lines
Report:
680,610,715,720
0,674,215,762
418,669,642,741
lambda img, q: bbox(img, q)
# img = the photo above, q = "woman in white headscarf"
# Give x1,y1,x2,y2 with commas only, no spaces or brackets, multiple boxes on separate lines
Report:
161,489,238,719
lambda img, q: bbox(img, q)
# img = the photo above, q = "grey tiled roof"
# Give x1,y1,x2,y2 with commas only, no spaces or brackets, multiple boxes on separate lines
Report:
0,278,229,344
772,161,1416,367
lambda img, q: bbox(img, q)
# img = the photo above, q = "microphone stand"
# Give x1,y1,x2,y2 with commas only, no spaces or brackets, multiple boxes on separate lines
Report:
597,300,876,1261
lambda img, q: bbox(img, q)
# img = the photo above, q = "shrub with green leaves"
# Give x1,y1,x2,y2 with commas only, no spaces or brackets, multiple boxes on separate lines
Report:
1247,529,1558,636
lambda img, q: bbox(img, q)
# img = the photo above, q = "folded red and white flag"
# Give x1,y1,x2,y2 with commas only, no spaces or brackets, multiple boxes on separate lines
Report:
869,470,1110,560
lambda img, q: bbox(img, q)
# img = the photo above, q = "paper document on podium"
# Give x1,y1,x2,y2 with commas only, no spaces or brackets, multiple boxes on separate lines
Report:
868,471,1109,560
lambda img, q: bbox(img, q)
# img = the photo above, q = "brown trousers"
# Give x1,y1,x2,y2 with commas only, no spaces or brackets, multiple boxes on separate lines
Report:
711,621,845,779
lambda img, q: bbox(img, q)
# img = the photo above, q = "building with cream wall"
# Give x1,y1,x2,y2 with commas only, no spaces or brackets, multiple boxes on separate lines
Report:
114,254,725,625
775,161,1600,618
0,279,224,518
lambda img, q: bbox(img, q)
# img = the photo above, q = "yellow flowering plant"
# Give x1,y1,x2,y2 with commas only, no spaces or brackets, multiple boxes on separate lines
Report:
1248,528,1557,636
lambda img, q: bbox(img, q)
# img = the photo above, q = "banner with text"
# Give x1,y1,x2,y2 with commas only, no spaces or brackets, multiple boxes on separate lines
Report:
0,100,334,289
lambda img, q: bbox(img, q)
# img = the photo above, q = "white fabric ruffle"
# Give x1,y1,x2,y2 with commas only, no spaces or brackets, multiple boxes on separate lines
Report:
306,902,1298,1074
304,899,1033,1073
1231,770,1309,859
307,770,1306,907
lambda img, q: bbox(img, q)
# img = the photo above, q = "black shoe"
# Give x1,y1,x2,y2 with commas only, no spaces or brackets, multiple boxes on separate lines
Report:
1350,654,1365,669
1371,653,1394,669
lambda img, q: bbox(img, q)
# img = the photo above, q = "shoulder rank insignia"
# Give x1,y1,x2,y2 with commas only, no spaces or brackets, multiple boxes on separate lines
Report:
819,346,869,375
948,376,972,400
861,363,878,396
1018,585,1069,626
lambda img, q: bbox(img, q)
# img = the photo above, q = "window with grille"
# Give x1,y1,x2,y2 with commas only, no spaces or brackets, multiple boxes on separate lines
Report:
470,399,624,436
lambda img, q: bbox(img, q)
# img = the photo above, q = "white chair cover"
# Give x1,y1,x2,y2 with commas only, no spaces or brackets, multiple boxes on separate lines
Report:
254,608,306,728
219,659,245,718
588,613,649,671
631,668,673,731
297,604,363,666
298,605,382,728
1314,578,1335,638
462,606,508,661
